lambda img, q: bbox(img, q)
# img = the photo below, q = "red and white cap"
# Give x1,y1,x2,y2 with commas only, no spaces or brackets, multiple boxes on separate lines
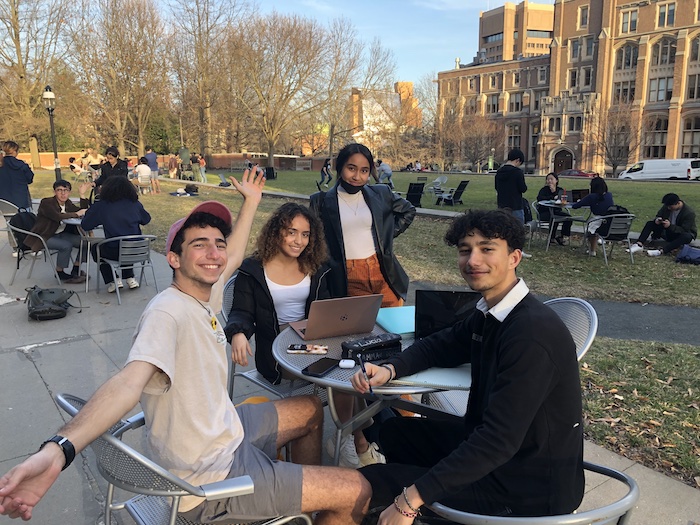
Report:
165,201,232,253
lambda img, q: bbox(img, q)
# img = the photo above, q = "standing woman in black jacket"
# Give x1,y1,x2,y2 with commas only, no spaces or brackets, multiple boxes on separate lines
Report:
309,143,416,308
94,146,128,191
224,203,331,385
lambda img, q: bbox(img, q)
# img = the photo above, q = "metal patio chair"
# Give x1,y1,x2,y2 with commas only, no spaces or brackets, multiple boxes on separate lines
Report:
94,235,158,305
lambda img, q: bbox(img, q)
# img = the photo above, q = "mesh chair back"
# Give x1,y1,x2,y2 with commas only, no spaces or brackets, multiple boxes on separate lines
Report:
221,273,238,324
117,238,153,265
0,198,19,217
599,214,634,242
543,298,598,361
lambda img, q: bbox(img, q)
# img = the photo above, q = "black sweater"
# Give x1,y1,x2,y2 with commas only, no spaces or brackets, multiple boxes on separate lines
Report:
224,257,332,384
495,164,527,210
386,294,584,515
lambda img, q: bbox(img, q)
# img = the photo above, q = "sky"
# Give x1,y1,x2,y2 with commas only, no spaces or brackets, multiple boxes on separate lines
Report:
256,0,519,84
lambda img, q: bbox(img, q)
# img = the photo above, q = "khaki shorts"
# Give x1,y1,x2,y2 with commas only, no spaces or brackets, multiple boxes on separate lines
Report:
179,402,303,522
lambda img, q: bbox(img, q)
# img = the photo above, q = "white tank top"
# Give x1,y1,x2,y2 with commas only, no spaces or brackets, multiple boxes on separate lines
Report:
265,271,311,324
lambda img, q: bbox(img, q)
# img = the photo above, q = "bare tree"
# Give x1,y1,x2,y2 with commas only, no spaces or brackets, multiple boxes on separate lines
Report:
461,111,504,171
0,0,69,141
592,102,642,177
236,11,329,163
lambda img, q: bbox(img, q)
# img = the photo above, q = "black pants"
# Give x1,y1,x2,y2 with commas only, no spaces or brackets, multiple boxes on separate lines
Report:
637,221,694,253
538,208,572,238
360,418,515,517
90,243,134,284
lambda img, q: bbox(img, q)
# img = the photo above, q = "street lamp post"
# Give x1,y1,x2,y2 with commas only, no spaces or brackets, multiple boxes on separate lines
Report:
42,86,62,181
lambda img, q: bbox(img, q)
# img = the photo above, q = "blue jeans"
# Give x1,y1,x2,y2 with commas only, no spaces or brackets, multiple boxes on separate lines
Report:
510,209,525,224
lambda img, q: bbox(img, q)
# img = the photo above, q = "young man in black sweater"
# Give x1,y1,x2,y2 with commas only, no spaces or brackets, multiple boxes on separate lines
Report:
353,209,584,519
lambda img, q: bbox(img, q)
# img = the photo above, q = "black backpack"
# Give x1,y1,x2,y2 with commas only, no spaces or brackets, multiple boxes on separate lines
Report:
9,211,37,251
24,286,82,321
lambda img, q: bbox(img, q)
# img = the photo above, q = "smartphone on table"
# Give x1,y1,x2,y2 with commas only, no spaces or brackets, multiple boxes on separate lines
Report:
301,357,340,377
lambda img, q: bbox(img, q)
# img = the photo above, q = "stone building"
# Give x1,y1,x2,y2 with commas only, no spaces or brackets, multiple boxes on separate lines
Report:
437,0,700,175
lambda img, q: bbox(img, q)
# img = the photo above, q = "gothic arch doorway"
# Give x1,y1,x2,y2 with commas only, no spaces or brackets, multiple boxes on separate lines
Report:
553,150,573,174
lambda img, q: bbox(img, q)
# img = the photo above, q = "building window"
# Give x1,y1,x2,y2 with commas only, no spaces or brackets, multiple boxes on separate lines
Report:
651,39,676,66
681,116,700,158
689,75,700,99
513,72,520,86
691,38,699,62
530,123,540,159
468,78,475,90
509,92,522,112
648,77,674,102
538,68,547,84
579,5,589,28
568,116,582,132
644,117,669,158
508,124,521,149
615,45,638,70
571,39,580,60
613,81,636,103
585,37,594,57
533,90,545,110
658,3,675,27
569,69,578,89
548,117,561,132
490,75,497,88
528,30,553,39
583,68,592,87
621,10,638,33
487,94,499,113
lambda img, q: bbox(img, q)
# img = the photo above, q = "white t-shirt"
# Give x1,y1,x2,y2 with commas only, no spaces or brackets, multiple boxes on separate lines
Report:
126,287,243,511
337,188,375,260
135,164,151,184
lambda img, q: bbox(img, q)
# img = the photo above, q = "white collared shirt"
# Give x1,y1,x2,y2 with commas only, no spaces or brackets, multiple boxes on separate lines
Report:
475,278,530,322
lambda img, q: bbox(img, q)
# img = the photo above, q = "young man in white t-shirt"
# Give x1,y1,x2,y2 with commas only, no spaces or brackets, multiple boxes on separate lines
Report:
0,170,372,524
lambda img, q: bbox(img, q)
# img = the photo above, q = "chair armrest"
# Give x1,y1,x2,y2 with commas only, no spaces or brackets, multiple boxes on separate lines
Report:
124,412,145,429
200,475,254,501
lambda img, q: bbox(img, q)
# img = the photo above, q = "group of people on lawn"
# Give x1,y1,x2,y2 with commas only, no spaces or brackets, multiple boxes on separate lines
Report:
0,143,694,524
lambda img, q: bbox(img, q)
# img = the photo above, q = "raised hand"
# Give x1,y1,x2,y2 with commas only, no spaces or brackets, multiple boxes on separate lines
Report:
229,166,265,205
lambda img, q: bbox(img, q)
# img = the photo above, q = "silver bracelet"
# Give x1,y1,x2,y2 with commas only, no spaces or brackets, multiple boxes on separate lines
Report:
380,363,395,380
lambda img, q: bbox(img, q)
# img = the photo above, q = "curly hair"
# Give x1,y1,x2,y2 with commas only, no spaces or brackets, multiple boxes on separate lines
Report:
254,203,327,275
99,174,139,202
445,209,525,252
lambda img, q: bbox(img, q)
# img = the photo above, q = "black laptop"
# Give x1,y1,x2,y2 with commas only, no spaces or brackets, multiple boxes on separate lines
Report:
570,188,590,202
414,290,481,339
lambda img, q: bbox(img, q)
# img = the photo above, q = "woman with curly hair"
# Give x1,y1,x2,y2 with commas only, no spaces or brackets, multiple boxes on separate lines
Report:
224,202,331,386
81,174,151,292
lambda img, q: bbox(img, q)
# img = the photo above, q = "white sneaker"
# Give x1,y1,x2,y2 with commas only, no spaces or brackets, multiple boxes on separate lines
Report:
125,277,140,289
627,244,643,254
647,249,663,257
586,250,597,257
107,282,117,293
357,442,386,467
521,251,532,259
325,436,359,468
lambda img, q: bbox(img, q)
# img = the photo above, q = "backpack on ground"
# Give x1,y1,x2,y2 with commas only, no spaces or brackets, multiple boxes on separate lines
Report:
675,244,700,265
8,211,37,251
25,286,82,321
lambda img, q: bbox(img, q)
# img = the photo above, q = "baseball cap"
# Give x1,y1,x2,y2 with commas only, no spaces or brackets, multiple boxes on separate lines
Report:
165,201,232,253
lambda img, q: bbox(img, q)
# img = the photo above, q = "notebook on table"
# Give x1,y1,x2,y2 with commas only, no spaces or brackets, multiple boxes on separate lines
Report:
414,289,481,339
289,294,383,340
376,306,415,335
391,364,472,390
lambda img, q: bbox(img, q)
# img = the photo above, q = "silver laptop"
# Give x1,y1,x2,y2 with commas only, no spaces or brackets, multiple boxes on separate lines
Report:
289,294,383,340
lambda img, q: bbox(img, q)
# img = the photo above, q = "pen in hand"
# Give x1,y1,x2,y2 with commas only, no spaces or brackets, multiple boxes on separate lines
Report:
357,353,373,394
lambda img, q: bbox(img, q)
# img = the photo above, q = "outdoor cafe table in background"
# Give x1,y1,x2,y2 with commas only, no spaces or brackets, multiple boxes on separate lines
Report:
62,218,104,293
536,200,590,250
272,326,470,466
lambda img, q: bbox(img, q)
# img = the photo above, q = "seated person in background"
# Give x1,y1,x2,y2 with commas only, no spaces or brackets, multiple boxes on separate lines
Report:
630,193,696,257
536,172,573,246
353,209,584,520
133,157,152,189
68,157,88,179
414,160,421,171
26,180,91,283
0,173,373,524
81,176,151,292
224,203,331,385
571,176,613,257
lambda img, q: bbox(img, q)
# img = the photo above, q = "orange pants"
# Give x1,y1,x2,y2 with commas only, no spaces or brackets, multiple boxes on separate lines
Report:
346,253,403,307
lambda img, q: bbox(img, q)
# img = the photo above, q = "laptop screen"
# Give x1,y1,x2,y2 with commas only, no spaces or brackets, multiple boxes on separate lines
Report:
570,188,590,202
414,290,481,339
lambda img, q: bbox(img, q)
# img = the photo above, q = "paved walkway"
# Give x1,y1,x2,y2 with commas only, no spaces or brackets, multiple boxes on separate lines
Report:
0,203,698,524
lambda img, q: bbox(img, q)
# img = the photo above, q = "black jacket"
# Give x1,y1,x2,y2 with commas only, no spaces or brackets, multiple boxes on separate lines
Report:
657,202,697,240
309,183,415,300
224,257,332,384
495,164,527,210
94,159,128,187
0,156,34,209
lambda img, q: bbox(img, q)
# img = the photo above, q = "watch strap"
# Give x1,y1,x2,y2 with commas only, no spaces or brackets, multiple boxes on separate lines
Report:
40,435,76,471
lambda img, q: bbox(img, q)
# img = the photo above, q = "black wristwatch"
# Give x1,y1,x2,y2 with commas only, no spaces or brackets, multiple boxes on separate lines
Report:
40,435,76,471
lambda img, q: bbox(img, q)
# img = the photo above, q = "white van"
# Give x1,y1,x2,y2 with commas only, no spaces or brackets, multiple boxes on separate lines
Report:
619,159,700,180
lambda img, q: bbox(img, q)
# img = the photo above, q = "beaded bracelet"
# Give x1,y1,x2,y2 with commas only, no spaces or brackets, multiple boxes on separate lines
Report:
380,363,395,381
393,496,418,519
402,487,421,515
